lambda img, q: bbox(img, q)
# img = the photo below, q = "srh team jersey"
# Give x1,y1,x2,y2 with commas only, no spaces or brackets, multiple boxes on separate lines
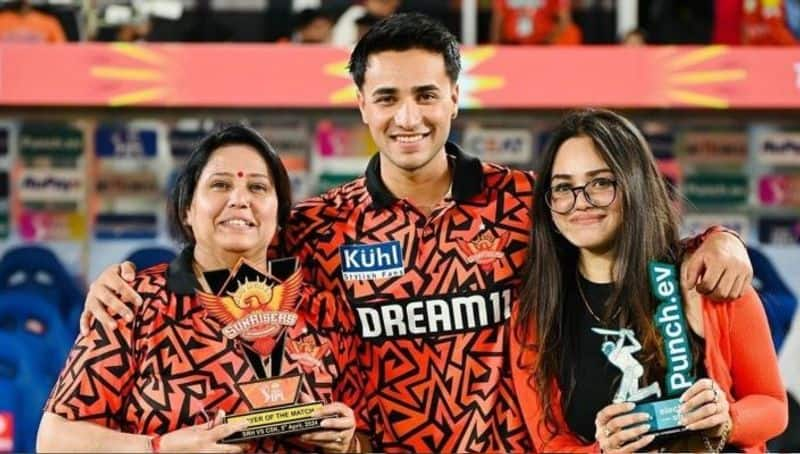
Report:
45,248,360,453
283,143,535,452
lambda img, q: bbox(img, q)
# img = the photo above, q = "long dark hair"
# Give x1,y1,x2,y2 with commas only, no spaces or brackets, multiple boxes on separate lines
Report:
516,108,682,437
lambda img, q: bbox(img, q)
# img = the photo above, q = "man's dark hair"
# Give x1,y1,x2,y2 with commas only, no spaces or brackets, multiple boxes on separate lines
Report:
348,12,461,90
168,124,292,245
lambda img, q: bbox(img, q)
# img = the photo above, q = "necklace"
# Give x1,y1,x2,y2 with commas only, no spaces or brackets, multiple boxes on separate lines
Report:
575,268,620,325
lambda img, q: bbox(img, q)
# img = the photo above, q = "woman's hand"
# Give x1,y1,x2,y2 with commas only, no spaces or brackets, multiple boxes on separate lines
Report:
159,409,250,453
299,402,358,453
594,402,655,453
680,378,732,436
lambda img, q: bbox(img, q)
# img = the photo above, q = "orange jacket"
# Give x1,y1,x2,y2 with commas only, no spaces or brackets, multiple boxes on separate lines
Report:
493,0,581,45
510,286,788,452
743,0,798,45
0,10,65,43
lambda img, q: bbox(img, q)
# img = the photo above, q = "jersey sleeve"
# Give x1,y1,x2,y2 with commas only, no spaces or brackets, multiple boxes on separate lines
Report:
44,302,139,428
282,198,325,259
283,195,352,293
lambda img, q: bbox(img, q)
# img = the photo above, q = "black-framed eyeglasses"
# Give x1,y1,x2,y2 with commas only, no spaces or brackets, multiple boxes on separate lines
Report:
545,177,618,214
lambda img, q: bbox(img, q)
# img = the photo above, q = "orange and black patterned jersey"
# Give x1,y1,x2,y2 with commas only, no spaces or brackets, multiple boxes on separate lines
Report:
283,143,535,452
45,248,360,453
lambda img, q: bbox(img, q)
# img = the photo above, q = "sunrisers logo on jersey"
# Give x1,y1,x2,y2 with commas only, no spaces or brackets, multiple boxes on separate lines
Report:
456,230,510,271
339,241,404,281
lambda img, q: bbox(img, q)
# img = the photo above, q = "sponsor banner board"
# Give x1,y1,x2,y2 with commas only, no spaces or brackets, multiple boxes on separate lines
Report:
18,168,84,202
94,212,158,239
678,131,748,164
758,174,800,207
96,170,161,198
169,129,206,159
257,120,312,157
462,127,534,165
19,123,83,164
315,120,375,158
95,124,158,159
756,132,800,165
17,209,87,241
758,217,800,244
683,173,748,207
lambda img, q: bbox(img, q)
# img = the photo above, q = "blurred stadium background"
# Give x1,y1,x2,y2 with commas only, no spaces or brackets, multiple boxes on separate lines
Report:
0,0,798,451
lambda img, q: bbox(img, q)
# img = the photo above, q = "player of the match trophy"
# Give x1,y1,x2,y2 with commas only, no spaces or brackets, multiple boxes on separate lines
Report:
197,257,331,442
592,261,695,437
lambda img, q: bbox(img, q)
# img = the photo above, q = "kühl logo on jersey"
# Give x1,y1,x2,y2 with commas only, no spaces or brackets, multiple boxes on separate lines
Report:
340,241,404,281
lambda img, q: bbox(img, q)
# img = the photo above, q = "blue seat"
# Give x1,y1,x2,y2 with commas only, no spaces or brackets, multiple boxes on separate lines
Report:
126,246,176,270
0,332,51,453
0,246,85,319
0,290,72,381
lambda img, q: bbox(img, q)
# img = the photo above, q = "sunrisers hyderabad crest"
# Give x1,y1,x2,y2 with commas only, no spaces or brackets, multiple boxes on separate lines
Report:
198,269,303,355
456,230,511,271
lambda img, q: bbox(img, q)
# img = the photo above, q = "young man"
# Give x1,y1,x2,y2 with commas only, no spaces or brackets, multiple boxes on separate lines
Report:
80,13,753,452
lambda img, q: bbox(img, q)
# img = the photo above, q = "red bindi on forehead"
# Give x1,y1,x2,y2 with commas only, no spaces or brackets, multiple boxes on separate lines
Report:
237,171,244,178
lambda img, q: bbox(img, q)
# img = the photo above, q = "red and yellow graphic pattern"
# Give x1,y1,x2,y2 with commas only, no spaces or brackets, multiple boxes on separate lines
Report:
0,44,796,108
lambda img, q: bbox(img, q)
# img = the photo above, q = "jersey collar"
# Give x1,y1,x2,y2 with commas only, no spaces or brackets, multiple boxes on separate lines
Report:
166,246,199,296
365,141,483,209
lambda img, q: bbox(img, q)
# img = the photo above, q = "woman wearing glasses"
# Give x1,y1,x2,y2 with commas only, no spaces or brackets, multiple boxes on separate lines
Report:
511,109,787,452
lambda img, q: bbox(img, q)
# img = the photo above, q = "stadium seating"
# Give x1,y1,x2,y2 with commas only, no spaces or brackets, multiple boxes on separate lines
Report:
0,289,72,381
0,332,51,453
0,246,84,319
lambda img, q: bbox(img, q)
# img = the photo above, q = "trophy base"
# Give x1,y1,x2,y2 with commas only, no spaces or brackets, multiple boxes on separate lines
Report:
633,397,688,436
222,401,332,442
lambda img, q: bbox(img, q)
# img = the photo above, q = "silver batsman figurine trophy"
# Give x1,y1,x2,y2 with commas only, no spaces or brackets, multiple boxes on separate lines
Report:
592,261,694,436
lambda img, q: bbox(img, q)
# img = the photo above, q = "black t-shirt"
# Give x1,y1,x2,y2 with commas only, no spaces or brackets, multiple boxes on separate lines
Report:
559,274,707,444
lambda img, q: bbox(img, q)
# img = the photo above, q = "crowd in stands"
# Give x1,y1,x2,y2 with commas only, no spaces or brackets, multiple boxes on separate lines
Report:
1,0,798,45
